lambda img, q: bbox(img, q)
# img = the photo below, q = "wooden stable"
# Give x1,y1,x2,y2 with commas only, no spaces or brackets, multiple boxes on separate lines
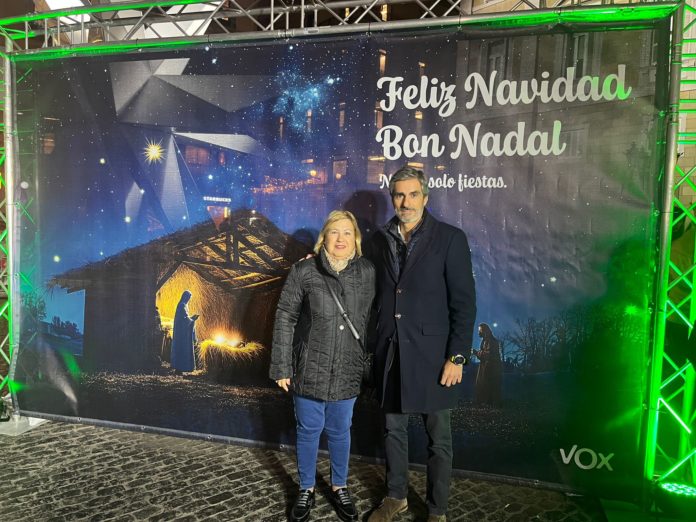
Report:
50,210,309,373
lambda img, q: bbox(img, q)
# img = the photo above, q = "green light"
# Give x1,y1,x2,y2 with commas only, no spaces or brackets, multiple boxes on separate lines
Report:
659,482,696,498
12,38,213,63
625,304,640,316
60,351,82,378
660,449,696,481
660,364,689,390
656,481,696,518
7,379,26,393
421,5,678,29
658,398,692,435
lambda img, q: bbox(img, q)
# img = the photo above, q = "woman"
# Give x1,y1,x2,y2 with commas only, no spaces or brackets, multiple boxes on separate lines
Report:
474,323,502,407
171,290,199,374
270,210,375,522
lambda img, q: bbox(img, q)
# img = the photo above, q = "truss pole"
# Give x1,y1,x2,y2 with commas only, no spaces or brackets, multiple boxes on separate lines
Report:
646,0,683,486
1,35,15,403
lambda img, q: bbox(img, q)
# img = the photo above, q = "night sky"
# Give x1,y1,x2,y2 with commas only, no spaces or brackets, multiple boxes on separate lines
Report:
18,27,665,348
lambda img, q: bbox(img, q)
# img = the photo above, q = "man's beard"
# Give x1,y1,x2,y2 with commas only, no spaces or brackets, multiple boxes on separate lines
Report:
397,208,423,224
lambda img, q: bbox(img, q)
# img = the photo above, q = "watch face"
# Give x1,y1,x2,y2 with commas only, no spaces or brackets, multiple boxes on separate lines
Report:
452,355,465,365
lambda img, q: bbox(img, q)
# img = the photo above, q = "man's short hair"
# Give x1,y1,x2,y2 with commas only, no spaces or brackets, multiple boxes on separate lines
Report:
388,166,430,197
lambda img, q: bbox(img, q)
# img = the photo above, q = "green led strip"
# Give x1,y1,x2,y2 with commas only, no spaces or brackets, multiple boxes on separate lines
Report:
12,38,209,62
474,5,681,26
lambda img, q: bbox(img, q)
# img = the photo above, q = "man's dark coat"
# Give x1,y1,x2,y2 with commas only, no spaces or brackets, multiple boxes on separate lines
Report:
366,210,477,412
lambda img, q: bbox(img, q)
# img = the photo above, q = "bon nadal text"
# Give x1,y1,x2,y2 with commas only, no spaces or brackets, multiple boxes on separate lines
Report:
374,65,633,160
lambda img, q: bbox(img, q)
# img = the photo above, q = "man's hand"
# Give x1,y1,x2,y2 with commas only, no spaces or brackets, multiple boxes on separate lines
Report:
276,378,291,392
440,361,463,387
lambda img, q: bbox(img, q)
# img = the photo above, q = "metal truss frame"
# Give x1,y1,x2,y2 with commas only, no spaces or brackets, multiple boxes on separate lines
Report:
0,39,31,407
645,0,696,505
0,0,682,55
0,0,693,511
0,41,9,398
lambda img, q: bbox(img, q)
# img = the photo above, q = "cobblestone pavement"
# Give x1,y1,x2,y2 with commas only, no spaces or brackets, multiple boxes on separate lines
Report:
0,421,606,521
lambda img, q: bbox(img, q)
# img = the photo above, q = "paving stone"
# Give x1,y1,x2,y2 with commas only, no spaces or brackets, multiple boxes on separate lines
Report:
0,421,606,521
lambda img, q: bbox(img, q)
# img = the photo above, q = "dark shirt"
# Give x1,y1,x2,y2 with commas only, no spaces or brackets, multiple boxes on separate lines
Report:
384,215,426,279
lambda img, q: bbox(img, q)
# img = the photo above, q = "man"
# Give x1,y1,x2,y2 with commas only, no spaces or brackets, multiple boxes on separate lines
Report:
365,166,476,522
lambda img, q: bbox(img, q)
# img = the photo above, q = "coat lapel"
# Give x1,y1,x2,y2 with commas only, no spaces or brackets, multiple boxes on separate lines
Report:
382,235,398,283
376,227,398,284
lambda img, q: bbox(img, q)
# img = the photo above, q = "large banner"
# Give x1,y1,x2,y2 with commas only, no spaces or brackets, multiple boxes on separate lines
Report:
13,23,668,497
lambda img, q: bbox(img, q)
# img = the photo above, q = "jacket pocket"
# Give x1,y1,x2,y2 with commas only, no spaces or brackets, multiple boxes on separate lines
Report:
421,323,449,335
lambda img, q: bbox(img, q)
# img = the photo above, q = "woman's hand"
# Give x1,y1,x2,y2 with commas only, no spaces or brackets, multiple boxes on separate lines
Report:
276,378,291,392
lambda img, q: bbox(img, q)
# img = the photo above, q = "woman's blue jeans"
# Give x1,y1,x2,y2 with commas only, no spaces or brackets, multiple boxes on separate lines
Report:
293,394,357,490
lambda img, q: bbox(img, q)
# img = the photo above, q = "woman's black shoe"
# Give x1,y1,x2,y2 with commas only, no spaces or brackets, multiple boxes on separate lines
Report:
330,488,358,521
291,489,315,522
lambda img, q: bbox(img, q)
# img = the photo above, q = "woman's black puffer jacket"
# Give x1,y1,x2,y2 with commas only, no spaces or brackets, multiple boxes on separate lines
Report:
269,249,376,401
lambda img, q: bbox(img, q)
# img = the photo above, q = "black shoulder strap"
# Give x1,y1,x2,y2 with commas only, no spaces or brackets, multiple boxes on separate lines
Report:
321,274,364,351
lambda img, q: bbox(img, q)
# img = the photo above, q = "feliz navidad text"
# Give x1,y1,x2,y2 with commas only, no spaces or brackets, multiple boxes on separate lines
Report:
374,66,632,160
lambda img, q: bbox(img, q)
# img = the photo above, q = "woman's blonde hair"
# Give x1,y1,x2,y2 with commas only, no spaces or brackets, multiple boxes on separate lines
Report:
313,210,362,256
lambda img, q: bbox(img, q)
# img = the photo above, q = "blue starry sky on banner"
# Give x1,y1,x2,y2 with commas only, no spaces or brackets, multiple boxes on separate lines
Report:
23,30,661,345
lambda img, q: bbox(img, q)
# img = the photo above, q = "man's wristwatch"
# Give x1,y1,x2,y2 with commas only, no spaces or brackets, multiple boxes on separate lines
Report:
450,354,466,365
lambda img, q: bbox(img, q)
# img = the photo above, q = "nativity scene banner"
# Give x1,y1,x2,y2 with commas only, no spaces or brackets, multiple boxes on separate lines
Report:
12,22,668,499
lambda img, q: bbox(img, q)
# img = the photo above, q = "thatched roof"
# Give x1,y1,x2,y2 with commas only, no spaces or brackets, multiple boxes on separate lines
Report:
51,210,310,293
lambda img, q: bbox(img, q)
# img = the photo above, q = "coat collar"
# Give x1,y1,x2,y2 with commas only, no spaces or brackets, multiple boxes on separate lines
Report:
380,209,437,283
317,247,359,278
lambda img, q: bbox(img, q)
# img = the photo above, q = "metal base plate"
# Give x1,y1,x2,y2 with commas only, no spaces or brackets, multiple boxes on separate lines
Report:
0,415,48,437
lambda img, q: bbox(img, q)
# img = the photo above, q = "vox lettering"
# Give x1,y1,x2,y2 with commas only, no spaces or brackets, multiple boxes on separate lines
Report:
559,445,614,471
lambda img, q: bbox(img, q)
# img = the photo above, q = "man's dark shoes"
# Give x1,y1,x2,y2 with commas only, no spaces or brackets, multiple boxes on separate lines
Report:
291,489,315,522
330,487,359,521
367,497,408,521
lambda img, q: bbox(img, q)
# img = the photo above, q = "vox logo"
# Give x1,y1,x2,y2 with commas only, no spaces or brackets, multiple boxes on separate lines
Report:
559,445,614,471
